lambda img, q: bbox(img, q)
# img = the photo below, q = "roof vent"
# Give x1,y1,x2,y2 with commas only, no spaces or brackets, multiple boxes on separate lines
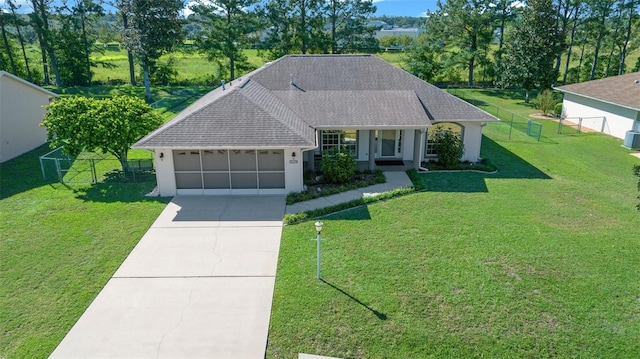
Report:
635,79,640,84
221,80,226,90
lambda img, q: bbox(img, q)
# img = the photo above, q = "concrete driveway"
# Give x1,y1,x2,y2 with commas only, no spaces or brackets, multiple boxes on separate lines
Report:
49,196,285,359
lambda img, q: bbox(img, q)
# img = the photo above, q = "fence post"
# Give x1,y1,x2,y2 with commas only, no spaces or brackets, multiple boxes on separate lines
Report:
91,159,97,183
558,118,563,134
39,157,47,181
55,159,63,183
578,118,582,133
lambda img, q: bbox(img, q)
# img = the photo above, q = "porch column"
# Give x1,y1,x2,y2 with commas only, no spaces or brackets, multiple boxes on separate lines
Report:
413,129,425,170
368,130,376,171
307,150,315,172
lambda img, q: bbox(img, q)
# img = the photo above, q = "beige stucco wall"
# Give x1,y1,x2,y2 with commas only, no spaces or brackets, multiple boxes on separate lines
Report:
562,93,638,140
460,122,484,162
0,75,53,162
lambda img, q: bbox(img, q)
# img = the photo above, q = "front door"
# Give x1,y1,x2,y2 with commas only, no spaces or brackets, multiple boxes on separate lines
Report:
377,130,401,158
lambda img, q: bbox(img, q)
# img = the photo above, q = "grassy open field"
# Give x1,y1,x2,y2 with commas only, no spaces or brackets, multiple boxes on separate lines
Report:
266,91,640,358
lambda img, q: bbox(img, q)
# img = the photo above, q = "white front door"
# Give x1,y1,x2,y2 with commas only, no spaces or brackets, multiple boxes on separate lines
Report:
376,130,401,158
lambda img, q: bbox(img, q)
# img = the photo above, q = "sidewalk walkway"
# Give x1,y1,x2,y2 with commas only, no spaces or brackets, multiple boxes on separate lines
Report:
285,171,413,214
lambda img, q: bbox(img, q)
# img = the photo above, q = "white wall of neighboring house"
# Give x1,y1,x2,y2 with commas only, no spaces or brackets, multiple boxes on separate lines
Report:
0,73,55,163
561,93,639,140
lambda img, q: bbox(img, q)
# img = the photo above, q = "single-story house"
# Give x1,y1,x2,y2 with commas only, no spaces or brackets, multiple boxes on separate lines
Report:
554,72,640,145
0,71,57,163
134,54,498,196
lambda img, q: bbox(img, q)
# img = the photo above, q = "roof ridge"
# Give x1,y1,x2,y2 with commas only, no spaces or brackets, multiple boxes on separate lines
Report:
239,79,316,144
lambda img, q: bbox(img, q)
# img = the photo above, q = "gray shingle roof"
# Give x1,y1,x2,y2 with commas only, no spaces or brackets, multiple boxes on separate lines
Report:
134,54,497,149
555,71,640,111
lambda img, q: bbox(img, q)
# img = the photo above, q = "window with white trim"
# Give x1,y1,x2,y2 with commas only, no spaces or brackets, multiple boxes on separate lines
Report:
425,123,464,157
321,130,358,156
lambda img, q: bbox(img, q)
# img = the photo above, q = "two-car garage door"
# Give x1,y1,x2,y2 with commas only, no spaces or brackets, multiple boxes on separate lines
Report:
173,149,285,194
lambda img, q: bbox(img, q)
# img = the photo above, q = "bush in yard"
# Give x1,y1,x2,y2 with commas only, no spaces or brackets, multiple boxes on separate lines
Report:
433,128,464,168
554,102,563,117
535,89,557,116
321,146,356,184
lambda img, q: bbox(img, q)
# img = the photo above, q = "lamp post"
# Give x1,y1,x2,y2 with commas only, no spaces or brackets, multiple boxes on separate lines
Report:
315,221,323,280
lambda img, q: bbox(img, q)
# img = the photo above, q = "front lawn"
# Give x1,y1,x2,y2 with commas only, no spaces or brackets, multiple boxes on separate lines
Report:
267,105,640,357
0,145,169,359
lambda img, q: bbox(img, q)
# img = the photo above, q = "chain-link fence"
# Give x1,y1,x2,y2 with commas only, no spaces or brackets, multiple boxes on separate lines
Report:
39,147,155,184
447,87,545,142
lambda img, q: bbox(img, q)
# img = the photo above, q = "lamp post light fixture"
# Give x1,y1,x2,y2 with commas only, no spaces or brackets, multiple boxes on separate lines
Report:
315,221,323,280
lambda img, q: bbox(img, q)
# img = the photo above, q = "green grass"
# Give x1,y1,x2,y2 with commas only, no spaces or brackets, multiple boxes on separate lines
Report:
267,100,640,357
0,145,170,359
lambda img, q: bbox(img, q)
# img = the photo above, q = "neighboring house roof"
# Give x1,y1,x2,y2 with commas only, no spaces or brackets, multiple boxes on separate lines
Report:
554,71,640,111
0,71,58,98
134,54,497,149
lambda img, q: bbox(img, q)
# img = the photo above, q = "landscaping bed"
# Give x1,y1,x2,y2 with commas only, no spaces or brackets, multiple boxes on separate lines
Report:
286,169,385,205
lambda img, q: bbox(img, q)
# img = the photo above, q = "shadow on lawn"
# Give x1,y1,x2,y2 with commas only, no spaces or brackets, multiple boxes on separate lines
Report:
321,279,387,320
74,176,169,204
0,144,60,199
422,136,551,193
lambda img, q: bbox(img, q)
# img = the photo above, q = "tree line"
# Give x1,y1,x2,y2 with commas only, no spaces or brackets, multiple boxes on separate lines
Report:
0,0,379,97
407,0,639,100
1,0,639,101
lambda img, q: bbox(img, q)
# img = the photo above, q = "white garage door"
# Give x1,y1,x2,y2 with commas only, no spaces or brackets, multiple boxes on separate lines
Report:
173,149,285,194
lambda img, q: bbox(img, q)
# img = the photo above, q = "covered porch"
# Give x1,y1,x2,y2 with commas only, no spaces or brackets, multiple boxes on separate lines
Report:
303,128,428,172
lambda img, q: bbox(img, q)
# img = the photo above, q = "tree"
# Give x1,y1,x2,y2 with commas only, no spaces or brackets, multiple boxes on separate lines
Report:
190,0,260,81
73,0,104,85
6,0,33,82
262,0,328,58
114,0,137,85
30,0,61,86
55,13,90,85
585,0,615,80
435,0,495,87
41,96,163,173
617,0,638,75
499,0,562,102
379,35,413,50
406,32,444,82
120,0,184,100
325,0,377,54
0,10,18,74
